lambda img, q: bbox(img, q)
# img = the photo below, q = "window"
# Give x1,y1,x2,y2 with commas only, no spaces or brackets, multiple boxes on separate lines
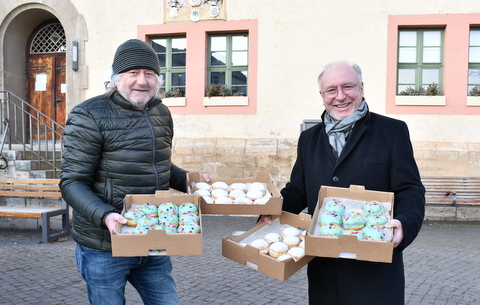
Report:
151,36,186,97
139,19,258,114
468,28,480,96
208,33,248,96
397,29,444,95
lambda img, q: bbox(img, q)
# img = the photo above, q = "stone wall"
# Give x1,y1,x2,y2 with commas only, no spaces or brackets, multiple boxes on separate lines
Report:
172,138,480,221
171,138,298,189
1,137,480,231
173,138,480,188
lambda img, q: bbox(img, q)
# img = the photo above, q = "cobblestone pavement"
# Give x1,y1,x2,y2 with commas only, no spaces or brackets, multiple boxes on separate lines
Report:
0,216,479,305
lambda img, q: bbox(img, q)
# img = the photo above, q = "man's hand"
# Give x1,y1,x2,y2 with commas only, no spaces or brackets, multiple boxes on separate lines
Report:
257,215,272,225
104,212,127,234
200,174,211,183
386,219,404,248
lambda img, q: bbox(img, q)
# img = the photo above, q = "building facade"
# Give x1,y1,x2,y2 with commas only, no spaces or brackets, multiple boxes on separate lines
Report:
1,0,480,188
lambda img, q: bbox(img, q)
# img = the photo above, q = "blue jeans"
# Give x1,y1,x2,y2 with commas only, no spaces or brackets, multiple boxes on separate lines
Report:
76,244,179,305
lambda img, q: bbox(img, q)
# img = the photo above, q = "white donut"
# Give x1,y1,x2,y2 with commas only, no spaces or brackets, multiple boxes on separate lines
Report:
211,181,229,191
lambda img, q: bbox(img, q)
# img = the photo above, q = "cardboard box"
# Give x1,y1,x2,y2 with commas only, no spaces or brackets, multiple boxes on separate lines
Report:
222,211,313,282
305,185,395,263
187,172,283,216
111,191,202,257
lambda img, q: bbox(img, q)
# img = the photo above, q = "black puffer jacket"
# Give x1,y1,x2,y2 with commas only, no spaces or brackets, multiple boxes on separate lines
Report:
60,91,187,251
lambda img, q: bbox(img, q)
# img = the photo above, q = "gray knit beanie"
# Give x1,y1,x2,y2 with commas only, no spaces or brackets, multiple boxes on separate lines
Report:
112,39,160,75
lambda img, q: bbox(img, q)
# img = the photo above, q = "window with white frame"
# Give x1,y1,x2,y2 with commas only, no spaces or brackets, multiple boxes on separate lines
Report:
468,28,480,96
207,33,248,96
397,29,444,95
151,36,186,97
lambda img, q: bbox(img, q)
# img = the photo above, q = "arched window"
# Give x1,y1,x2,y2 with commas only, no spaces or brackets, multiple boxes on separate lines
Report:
30,22,66,54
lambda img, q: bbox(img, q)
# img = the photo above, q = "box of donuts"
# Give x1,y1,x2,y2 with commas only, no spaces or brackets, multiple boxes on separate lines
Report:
305,185,395,263
187,172,283,216
222,211,314,282
111,191,202,257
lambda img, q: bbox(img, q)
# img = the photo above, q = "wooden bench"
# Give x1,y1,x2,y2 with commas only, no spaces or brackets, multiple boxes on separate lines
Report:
422,176,480,206
0,178,70,243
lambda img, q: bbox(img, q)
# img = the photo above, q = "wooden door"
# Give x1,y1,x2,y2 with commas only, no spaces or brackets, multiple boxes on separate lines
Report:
26,54,66,141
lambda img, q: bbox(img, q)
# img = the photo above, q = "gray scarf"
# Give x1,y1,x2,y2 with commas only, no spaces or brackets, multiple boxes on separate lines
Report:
324,99,369,159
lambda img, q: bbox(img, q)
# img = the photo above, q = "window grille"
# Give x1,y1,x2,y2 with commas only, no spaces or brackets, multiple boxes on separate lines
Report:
30,23,66,54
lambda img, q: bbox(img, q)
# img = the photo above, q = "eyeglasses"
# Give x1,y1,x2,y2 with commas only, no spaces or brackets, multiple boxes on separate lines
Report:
321,83,358,98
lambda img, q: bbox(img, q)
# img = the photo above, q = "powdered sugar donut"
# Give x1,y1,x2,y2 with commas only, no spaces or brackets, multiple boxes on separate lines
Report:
246,189,263,201
277,254,293,261
211,181,229,191
228,189,246,200
211,188,228,200
287,247,305,260
194,189,211,197
253,197,269,205
269,242,289,258
248,182,267,195
194,182,211,192
282,227,302,238
215,196,233,204
251,239,269,255
203,196,214,204
264,232,282,244
233,197,253,205
229,183,247,193
283,235,301,248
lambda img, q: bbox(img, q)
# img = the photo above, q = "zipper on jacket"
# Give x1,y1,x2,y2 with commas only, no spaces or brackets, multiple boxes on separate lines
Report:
143,109,160,189
105,178,113,206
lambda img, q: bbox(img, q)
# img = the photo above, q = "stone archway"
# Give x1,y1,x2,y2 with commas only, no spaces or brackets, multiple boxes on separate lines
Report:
0,1,88,118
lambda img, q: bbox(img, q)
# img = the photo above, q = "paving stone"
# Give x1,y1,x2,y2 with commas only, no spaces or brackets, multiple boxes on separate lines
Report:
0,217,479,304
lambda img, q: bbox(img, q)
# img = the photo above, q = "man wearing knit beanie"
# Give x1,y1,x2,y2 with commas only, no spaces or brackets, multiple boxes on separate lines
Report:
112,39,161,76
60,39,210,305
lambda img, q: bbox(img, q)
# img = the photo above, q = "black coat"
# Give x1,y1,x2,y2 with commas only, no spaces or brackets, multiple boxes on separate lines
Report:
60,92,187,251
281,111,425,304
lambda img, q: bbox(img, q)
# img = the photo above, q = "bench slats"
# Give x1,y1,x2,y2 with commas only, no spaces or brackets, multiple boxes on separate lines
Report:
0,207,61,218
0,190,62,198
422,176,480,206
0,178,70,243
0,178,61,198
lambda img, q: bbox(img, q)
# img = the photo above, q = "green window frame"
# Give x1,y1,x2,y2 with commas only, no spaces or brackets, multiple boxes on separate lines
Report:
397,28,444,95
468,28,480,96
150,36,186,97
207,33,248,96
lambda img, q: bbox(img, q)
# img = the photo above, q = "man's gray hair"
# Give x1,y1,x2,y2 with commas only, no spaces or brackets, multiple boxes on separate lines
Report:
317,60,363,90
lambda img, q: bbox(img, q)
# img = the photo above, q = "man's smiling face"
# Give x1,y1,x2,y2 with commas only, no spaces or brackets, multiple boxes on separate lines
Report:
320,63,364,121
116,69,157,110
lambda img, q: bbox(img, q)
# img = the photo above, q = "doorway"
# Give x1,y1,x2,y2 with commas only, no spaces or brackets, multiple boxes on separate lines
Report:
26,20,66,141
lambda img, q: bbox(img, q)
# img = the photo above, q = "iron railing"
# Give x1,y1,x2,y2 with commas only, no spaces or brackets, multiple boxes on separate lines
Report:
0,90,64,178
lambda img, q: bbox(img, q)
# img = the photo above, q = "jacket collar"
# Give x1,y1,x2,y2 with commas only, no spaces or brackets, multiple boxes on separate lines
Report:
320,110,371,165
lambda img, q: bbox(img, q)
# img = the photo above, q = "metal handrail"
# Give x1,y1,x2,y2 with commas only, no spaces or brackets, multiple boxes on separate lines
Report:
0,90,64,178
